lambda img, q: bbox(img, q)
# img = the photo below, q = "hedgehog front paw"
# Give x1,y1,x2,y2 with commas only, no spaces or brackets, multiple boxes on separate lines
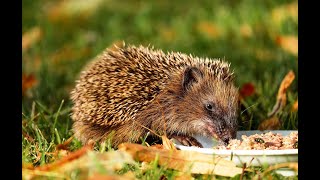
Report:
170,135,203,148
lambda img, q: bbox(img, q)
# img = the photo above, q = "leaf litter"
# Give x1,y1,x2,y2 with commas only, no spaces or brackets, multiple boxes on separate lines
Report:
118,143,243,177
259,70,296,130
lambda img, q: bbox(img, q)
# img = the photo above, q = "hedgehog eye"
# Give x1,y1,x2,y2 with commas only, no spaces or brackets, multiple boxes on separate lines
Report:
205,103,214,111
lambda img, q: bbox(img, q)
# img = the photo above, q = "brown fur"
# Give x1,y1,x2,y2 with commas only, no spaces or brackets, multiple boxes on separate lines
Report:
70,43,239,147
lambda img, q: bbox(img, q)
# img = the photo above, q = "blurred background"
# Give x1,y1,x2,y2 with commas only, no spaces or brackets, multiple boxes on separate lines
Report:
22,0,298,136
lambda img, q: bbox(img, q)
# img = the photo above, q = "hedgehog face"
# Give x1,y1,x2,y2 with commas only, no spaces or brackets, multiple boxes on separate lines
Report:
178,66,239,144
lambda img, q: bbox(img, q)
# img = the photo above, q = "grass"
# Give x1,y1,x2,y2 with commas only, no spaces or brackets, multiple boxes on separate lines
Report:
22,0,298,179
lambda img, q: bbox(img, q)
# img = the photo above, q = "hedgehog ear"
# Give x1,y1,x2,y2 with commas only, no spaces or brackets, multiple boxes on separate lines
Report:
182,67,203,92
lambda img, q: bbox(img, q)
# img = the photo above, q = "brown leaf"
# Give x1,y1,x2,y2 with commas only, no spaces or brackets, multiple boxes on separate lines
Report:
23,150,135,179
196,21,221,39
22,131,35,142
22,26,42,51
291,100,298,112
150,144,164,149
22,74,37,96
276,35,298,56
258,116,281,131
118,143,242,177
35,143,94,171
239,83,255,99
268,70,295,117
56,136,74,150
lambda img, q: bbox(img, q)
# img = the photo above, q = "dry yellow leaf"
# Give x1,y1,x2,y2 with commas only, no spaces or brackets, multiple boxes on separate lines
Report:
33,144,94,171
47,0,106,23
22,26,42,51
240,24,253,38
291,100,298,112
271,1,298,25
49,45,92,65
159,27,176,42
276,36,298,56
268,70,295,117
174,172,194,180
88,172,135,180
196,21,221,39
118,143,242,177
23,149,136,179
258,116,281,131
255,48,276,61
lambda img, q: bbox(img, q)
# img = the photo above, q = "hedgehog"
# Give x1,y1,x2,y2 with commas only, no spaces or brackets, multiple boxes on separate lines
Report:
70,43,239,148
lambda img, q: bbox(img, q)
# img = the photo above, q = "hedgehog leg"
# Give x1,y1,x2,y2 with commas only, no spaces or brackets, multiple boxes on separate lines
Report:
169,135,203,148
72,120,112,145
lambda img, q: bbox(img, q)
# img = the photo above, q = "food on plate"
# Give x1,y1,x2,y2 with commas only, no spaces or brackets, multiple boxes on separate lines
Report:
214,131,298,150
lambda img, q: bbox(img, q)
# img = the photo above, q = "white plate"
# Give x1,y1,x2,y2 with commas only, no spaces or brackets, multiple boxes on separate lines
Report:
174,130,298,176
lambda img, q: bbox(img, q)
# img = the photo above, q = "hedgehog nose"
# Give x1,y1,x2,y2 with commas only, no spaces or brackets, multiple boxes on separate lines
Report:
223,137,230,145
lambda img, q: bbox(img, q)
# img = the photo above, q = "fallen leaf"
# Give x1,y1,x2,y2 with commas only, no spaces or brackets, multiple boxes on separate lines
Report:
291,100,298,112
22,74,37,97
239,83,255,99
258,116,281,131
22,150,137,179
47,0,106,23
22,169,66,180
150,144,164,149
271,1,298,25
174,172,194,180
255,48,276,61
268,70,295,117
56,136,74,150
33,55,42,71
50,45,91,65
58,150,136,174
22,162,34,169
276,35,298,56
22,26,42,51
23,148,136,179
196,21,222,39
118,143,242,177
56,150,70,160
159,27,176,42
240,24,253,38
22,131,35,142
88,172,135,180
34,143,94,171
